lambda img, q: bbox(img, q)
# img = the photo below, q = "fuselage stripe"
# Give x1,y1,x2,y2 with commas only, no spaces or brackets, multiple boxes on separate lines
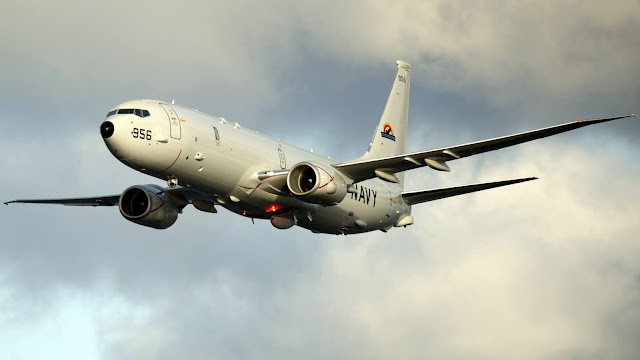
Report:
160,149,183,173
248,183,262,195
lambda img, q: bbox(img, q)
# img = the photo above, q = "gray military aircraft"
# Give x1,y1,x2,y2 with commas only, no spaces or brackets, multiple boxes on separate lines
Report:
5,61,636,234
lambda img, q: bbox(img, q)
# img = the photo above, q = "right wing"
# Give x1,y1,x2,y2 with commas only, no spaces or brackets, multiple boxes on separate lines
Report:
5,195,120,206
402,177,537,206
4,186,213,207
334,114,636,183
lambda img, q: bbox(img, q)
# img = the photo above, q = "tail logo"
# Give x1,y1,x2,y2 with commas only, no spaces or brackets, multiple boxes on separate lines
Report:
381,123,396,141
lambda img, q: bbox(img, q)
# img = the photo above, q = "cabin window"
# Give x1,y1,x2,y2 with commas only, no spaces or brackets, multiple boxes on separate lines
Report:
213,126,220,141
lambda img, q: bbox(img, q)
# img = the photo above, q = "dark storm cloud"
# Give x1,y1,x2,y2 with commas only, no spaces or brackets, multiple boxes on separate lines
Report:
1,1,639,359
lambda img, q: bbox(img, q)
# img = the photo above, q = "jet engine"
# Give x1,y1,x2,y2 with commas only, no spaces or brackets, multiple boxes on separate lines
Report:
287,162,347,205
119,185,179,229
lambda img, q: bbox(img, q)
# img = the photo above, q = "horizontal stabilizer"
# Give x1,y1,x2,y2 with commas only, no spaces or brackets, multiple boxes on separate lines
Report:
402,177,537,206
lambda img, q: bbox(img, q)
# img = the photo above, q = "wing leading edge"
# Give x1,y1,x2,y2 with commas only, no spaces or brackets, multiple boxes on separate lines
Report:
334,114,636,183
402,177,537,206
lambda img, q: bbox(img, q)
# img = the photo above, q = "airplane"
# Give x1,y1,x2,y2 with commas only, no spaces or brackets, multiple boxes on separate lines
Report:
5,61,636,235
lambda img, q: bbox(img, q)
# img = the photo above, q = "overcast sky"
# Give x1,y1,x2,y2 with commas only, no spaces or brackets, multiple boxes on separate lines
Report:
1,1,639,359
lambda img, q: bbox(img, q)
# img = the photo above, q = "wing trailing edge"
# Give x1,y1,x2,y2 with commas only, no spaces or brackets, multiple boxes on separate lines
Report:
402,177,537,206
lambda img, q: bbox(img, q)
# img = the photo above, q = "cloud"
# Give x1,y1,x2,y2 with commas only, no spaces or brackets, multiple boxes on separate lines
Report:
0,0,305,121
5,142,636,360
1,1,639,359
292,0,640,113
3,1,638,118
120,142,639,360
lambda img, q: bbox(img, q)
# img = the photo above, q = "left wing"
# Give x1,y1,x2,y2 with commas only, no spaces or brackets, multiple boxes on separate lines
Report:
334,114,636,183
402,177,537,205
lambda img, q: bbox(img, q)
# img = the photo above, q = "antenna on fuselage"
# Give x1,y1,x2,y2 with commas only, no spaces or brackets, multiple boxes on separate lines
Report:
171,99,175,105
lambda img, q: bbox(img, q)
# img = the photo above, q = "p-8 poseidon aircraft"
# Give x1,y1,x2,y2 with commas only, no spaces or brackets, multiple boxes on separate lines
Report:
5,61,636,234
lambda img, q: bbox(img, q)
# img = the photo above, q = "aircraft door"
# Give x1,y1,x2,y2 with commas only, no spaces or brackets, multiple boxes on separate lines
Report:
160,103,181,139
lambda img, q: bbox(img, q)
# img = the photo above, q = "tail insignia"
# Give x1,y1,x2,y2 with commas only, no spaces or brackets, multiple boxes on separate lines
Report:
381,123,396,141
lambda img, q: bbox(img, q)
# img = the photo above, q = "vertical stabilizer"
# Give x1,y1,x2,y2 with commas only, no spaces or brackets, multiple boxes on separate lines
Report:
358,60,411,187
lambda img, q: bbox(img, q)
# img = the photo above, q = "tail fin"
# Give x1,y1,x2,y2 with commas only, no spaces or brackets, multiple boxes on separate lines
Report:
358,60,411,187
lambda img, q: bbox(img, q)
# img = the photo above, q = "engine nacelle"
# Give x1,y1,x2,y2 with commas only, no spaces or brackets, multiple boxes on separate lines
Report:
287,161,347,205
119,185,179,229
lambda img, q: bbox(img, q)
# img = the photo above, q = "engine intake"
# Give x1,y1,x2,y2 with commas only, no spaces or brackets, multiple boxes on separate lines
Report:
287,162,347,205
119,185,179,229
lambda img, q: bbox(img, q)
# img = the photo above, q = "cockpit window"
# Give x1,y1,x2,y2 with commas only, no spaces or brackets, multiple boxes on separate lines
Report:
108,108,151,117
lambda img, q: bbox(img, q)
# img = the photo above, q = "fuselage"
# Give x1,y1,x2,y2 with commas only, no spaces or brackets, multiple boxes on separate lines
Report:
101,99,410,234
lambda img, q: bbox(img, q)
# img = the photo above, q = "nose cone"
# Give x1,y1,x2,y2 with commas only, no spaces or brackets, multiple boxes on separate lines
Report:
101,121,115,138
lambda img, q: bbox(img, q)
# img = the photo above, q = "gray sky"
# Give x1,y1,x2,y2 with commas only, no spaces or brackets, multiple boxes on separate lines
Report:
1,1,640,359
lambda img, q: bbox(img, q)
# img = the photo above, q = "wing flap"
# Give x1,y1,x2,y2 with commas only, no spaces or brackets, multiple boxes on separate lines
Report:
402,177,537,206
335,114,636,182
